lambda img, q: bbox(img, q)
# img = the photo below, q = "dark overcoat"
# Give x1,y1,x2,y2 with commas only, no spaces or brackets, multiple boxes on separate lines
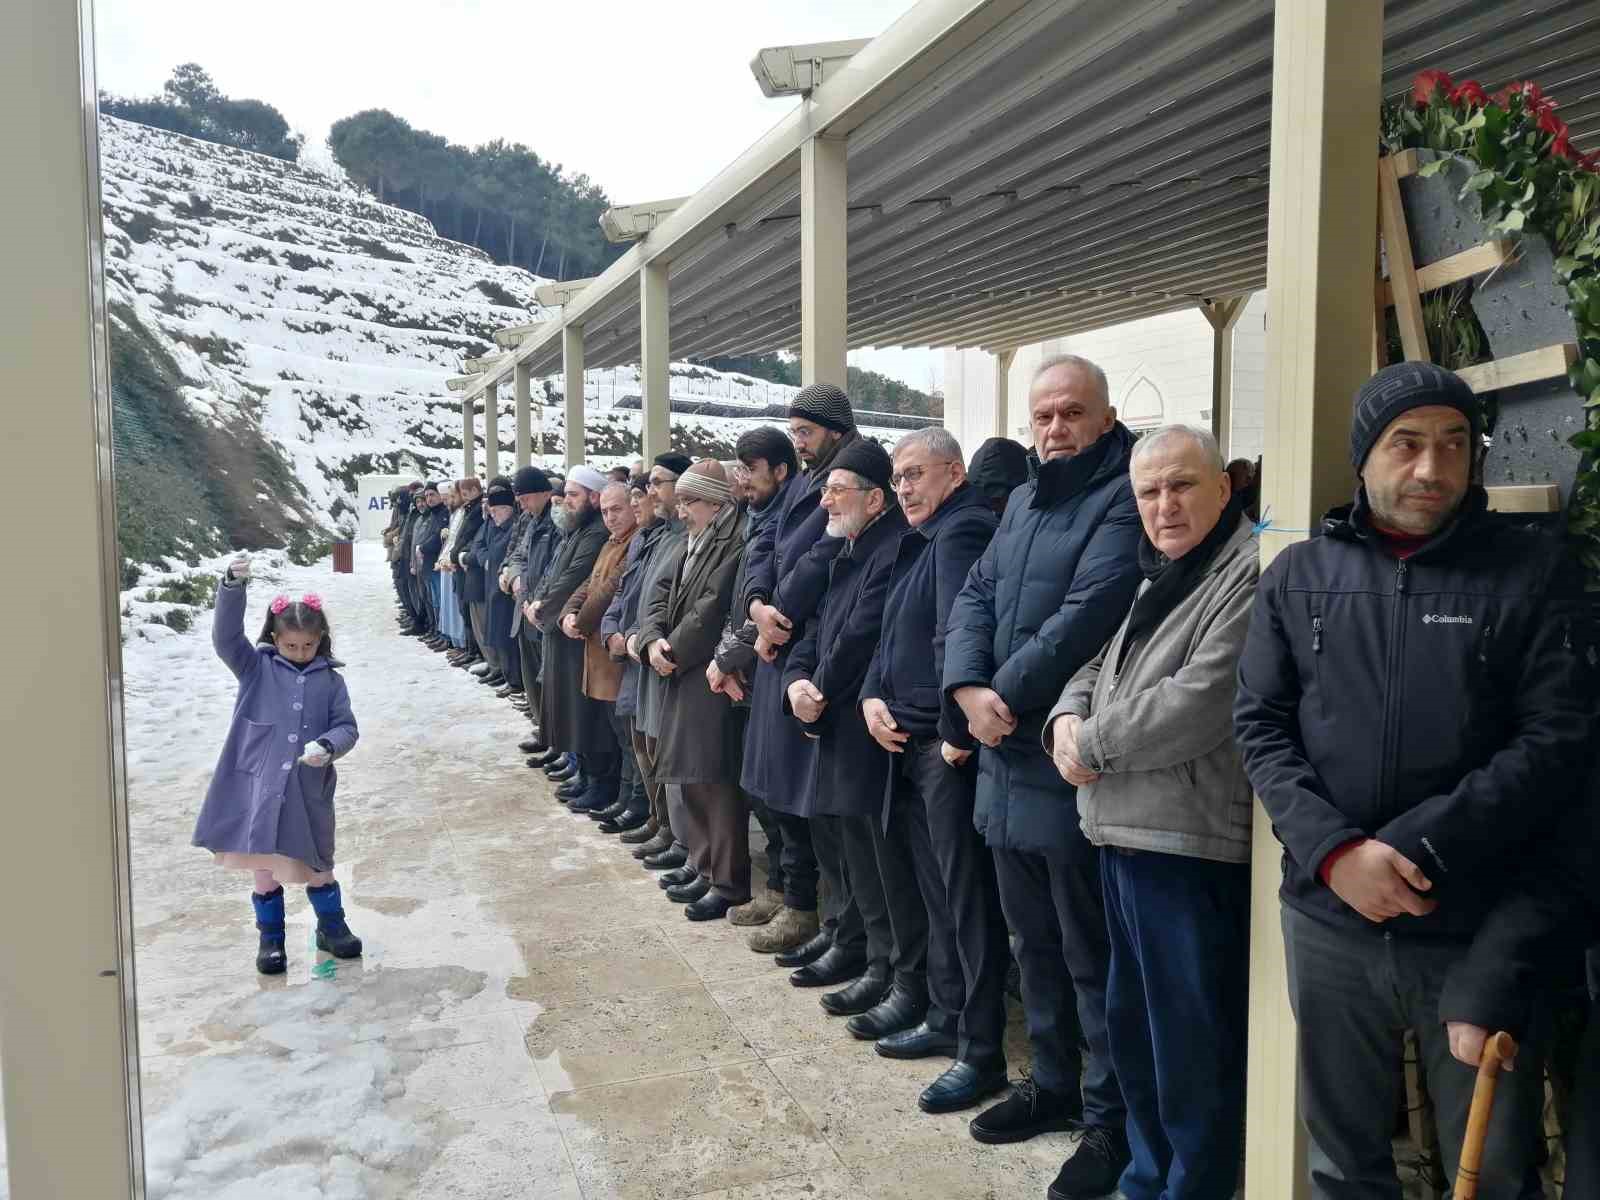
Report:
532,508,609,750
637,505,747,784
943,423,1143,856
781,505,909,819
739,468,841,807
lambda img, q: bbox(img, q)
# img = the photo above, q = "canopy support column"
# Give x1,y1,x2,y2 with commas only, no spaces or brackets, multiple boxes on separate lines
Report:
483,378,500,479
514,360,532,469
801,134,848,389
462,396,476,477
993,347,1017,439
1,0,142,1193
1246,4,1380,1199
564,324,586,468
641,263,670,462
1201,297,1247,458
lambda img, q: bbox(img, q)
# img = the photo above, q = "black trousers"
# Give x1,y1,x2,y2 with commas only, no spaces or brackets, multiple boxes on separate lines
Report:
893,738,1009,1067
518,625,543,722
810,814,865,956
824,813,910,983
993,840,1124,1129
855,804,929,996
1282,904,1548,1199
749,791,786,897
1570,1001,1598,1197
396,561,422,624
771,812,818,911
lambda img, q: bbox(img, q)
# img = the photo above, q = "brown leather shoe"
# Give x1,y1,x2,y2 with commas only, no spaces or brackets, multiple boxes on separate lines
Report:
728,890,786,927
748,906,820,954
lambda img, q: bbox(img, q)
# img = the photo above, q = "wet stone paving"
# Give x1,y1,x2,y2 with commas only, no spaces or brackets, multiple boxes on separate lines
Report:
101,544,1078,1200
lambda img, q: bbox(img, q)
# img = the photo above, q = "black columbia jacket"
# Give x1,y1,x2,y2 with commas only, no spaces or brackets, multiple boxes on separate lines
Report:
1233,487,1590,940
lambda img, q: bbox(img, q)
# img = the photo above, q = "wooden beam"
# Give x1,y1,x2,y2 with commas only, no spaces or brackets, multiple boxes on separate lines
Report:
1377,155,1429,362
1484,483,1560,514
1380,240,1513,306
1390,148,1421,179
1455,343,1578,394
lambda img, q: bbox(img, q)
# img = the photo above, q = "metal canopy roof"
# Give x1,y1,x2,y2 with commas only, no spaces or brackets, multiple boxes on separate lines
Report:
466,0,1600,396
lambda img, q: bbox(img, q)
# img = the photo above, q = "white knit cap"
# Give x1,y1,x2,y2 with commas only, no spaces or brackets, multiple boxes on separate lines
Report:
568,464,609,494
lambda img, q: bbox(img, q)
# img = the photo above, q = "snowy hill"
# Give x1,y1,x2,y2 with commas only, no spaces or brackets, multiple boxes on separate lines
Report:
99,117,915,580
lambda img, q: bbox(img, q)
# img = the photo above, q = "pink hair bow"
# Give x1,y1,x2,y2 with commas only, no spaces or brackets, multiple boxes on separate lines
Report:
269,593,324,614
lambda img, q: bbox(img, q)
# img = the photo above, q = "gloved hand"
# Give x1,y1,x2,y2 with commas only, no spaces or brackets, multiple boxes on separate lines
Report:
298,740,333,768
227,556,251,582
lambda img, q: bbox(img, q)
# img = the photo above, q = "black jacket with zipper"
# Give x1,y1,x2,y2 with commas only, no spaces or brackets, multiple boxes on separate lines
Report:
1233,486,1590,940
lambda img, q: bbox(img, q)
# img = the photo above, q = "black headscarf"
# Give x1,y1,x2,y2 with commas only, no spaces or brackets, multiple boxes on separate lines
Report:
1116,492,1246,672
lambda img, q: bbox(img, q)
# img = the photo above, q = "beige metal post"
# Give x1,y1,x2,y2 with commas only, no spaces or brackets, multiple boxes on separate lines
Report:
514,360,533,469
483,378,500,479
993,347,1017,439
801,135,848,389
640,262,671,463
462,396,476,477
564,324,586,468
1245,4,1380,1199
1200,297,1247,458
0,0,142,1194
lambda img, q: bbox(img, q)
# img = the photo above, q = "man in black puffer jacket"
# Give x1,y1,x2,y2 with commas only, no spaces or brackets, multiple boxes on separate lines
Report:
1234,360,1590,1199
944,355,1141,1196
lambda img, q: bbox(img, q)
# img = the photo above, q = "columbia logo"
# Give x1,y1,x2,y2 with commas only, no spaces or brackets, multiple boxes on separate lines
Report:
1422,613,1473,625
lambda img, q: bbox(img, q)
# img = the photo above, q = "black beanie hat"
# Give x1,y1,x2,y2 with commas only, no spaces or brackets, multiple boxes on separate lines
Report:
485,476,515,507
1350,362,1480,470
423,481,441,495
789,383,856,434
653,452,693,476
512,465,552,495
829,437,894,494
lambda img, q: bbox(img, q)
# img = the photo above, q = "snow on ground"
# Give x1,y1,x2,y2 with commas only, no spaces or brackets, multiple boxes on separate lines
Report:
110,542,1077,1199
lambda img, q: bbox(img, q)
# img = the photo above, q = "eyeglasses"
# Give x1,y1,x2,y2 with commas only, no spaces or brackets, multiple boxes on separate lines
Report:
890,461,955,489
820,483,869,499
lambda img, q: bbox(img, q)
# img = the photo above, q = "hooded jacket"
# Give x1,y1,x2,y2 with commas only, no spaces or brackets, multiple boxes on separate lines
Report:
1233,487,1590,940
943,423,1143,855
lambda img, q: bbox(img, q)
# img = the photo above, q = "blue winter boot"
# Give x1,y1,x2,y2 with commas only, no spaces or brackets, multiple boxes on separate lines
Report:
252,886,287,975
306,881,363,959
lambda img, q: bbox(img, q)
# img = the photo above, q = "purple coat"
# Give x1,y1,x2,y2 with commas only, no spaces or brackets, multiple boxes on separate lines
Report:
190,579,359,872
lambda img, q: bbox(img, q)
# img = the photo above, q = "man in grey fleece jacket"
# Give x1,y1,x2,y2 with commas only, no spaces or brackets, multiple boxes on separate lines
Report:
1045,424,1258,1200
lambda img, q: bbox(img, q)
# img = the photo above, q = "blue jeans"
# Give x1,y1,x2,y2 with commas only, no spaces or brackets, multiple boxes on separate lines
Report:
1102,848,1249,1200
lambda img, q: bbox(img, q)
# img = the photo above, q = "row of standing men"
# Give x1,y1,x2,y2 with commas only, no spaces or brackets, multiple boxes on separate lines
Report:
386,355,1597,1200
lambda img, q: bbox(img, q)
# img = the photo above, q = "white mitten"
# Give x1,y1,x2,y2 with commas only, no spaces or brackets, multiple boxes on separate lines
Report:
299,741,333,768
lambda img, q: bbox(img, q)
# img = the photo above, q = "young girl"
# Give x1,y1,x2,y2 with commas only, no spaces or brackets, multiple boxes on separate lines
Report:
191,556,362,975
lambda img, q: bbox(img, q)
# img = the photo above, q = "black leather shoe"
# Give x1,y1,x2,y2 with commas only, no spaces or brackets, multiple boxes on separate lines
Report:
685,892,737,922
1046,1125,1131,1200
666,877,711,904
587,800,628,822
918,1061,1010,1114
658,865,698,888
820,964,892,1016
632,831,673,859
527,748,563,768
480,672,506,686
517,738,544,754
621,821,661,847
790,944,867,988
643,845,688,870
775,927,833,969
547,763,580,784
600,810,649,835
875,1020,957,1060
847,983,928,1040
968,1075,1082,1144
556,778,589,800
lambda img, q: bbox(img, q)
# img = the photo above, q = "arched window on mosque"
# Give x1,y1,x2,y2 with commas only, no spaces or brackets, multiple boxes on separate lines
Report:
1119,372,1164,436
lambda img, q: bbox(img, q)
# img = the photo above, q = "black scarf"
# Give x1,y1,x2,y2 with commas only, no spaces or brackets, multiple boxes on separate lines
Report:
1117,493,1245,672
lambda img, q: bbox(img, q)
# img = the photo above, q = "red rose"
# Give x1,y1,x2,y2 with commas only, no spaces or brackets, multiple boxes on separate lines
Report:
1537,107,1568,139
1449,80,1489,107
1552,132,1577,162
1583,152,1600,174
1412,69,1455,107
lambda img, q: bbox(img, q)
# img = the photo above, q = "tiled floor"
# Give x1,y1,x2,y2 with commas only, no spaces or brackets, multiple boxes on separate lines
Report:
123,550,1079,1199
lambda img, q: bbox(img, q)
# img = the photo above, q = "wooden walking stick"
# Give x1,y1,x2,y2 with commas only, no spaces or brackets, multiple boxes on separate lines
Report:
1455,1031,1519,1200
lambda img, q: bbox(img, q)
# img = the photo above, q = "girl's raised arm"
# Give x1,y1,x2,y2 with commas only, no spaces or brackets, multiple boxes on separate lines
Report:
213,559,260,680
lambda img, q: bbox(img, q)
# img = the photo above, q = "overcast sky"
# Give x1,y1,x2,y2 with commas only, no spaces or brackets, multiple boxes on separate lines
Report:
92,0,942,390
